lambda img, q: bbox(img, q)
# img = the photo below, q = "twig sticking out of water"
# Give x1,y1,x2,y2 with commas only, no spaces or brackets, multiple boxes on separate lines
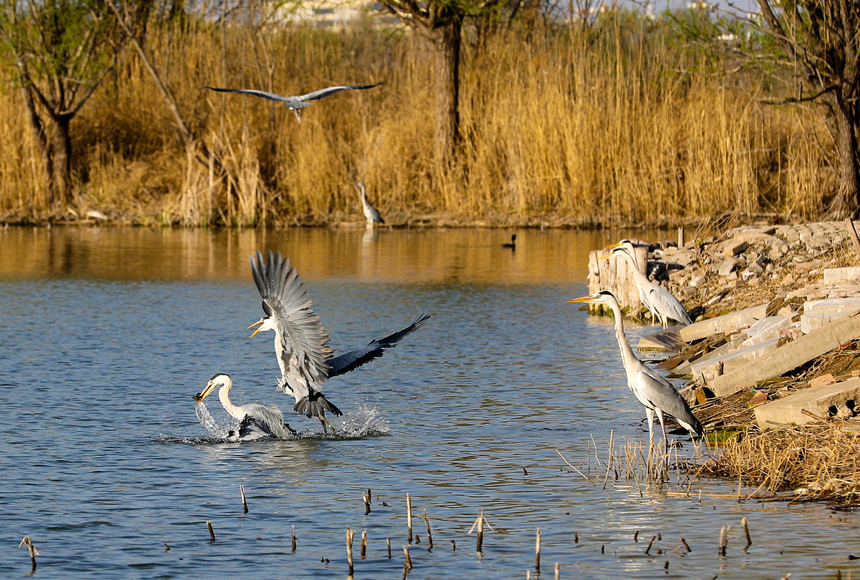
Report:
164,543,170,552
387,537,391,559
406,494,413,543
556,449,594,484
451,539,456,550
535,529,541,572
403,545,413,571
361,530,367,559
346,526,355,575
742,517,752,549
680,537,692,552
19,536,38,571
468,510,494,553
240,484,248,514
718,526,731,557
555,562,560,580
633,530,639,542
574,532,578,543
291,526,297,552
645,536,656,555
207,521,216,542
363,490,371,515
420,509,434,550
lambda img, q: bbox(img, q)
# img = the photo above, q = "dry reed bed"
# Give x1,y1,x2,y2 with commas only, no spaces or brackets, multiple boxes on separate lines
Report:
0,13,838,226
698,424,860,503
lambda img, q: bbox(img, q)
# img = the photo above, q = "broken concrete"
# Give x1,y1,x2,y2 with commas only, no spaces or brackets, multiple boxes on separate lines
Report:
823,267,860,285
691,337,780,383
637,328,685,351
704,308,860,398
678,303,769,343
754,377,860,430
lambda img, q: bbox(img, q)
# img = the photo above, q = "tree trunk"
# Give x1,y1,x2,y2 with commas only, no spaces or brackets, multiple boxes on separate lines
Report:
828,92,860,219
19,85,55,209
432,17,461,167
52,113,73,209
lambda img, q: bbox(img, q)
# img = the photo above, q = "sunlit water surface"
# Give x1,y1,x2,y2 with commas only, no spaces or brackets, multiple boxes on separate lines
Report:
1,227,859,579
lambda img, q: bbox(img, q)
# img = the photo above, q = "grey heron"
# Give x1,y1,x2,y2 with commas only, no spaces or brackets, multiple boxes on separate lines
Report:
204,83,383,123
248,250,430,432
194,373,297,440
603,242,692,328
356,183,384,228
502,234,516,250
568,291,704,452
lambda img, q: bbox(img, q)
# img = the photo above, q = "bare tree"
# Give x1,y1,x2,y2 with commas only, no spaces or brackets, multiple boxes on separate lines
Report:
0,0,132,210
755,1,860,218
383,0,509,166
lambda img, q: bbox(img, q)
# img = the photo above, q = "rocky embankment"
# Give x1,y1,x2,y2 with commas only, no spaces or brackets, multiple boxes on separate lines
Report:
588,222,860,500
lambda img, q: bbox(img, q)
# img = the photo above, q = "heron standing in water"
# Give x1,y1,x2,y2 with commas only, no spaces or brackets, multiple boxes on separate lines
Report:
194,373,297,440
568,291,704,454
248,250,429,432
357,183,384,228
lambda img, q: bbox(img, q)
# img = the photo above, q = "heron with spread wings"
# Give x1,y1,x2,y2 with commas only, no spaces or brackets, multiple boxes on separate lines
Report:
248,250,429,432
204,83,383,123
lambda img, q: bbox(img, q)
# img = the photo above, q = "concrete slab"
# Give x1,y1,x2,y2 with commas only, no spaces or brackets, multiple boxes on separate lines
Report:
804,297,860,316
754,378,860,430
706,308,860,398
637,329,685,351
691,337,780,382
823,267,860,284
679,303,769,343
742,315,791,347
801,313,838,334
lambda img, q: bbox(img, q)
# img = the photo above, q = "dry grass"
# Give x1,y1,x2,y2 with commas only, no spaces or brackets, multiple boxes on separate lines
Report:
0,11,839,225
698,424,860,503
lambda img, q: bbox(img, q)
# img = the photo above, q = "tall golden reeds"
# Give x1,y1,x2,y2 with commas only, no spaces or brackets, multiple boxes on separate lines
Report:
0,10,837,225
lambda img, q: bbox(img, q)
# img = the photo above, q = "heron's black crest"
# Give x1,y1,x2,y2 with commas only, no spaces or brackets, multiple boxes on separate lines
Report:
209,372,230,382
262,301,272,317
595,290,614,298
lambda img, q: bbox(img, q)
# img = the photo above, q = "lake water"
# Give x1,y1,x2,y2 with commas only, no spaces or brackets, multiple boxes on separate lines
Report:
1,226,858,579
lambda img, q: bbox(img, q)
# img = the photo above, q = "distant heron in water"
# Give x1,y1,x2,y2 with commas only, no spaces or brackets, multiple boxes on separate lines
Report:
603,241,692,328
204,83,383,123
194,373,297,440
248,250,430,432
502,234,517,250
568,291,704,452
356,183,384,228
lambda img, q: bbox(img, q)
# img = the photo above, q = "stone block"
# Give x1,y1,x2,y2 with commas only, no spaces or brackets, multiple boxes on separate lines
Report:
679,303,769,343
804,297,860,316
690,337,780,381
823,267,860,284
754,378,860,430
721,239,749,257
718,260,737,277
801,313,837,334
742,315,792,347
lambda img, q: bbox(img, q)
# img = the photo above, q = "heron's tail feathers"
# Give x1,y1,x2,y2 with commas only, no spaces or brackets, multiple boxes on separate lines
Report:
294,390,343,418
677,415,705,439
289,101,312,110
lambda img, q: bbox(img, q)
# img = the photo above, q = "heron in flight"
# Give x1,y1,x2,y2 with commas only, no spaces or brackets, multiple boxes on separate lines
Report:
357,183,384,228
568,291,704,453
248,250,430,432
603,241,692,328
204,82,383,123
194,373,297,440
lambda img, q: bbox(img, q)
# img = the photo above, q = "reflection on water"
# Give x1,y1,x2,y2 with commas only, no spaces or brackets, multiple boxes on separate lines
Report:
0,225,666,283
0,226,858,580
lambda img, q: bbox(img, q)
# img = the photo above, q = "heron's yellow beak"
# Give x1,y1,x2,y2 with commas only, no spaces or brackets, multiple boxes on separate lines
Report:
248,318,265,338
193,381,216,404
567,296,593,304
598,252,613,261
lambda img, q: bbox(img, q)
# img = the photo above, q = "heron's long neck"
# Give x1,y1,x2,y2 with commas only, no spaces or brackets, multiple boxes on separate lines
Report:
218,384,243,420
608,300,638,374
616,249,650,288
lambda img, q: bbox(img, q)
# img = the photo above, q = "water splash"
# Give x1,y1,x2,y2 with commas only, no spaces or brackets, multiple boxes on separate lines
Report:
335,403,390,439
194,402,230,439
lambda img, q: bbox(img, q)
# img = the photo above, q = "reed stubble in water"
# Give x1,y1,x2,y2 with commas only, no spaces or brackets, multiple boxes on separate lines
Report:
535,528,541,571
346,526,355,575
420,509,433,550
19,536,37,571
406,494,412,543
207,521,215,542
240,484,248,514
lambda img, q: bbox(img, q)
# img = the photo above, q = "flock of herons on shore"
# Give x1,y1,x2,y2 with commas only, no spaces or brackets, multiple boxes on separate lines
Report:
195,82,704,453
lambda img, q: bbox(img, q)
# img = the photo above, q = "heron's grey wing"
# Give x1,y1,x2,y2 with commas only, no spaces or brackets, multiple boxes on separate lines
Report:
204,85,294,102
243,404,295,439
250,250,333,388
296,82,383,102
327,313,430,377
648,287,692,325
635,368,704,437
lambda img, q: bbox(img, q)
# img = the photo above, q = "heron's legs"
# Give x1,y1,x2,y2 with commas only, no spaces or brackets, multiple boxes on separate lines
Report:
318,415,337,435
645,407,655,467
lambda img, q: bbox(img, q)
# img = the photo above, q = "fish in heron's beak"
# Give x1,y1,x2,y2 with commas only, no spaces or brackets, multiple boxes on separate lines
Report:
193,380,216,404
248,318,265,338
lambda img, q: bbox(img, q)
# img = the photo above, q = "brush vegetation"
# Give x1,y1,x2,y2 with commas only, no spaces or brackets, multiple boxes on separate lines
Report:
0,8,838,226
